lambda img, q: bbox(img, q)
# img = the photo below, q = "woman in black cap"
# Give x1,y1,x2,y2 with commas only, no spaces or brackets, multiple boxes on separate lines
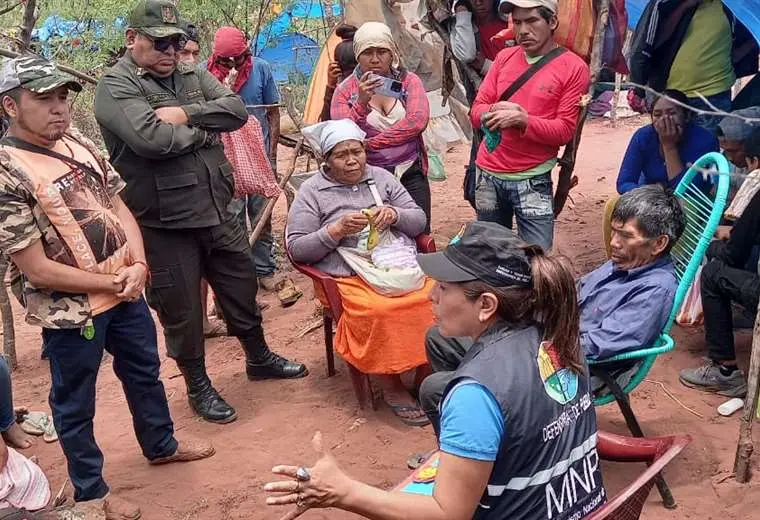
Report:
264,221,604,520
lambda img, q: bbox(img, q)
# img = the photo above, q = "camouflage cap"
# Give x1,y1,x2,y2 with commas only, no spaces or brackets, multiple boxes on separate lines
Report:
0,56,82,96
128,0,186,39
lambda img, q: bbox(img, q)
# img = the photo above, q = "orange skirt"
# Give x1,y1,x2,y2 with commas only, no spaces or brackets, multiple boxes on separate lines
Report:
332,276,434,374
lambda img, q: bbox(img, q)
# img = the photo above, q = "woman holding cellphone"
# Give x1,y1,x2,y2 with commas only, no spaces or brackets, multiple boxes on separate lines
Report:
330,21,432,231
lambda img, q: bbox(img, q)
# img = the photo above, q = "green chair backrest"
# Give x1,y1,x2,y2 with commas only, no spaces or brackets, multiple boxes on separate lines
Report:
667,152,732,332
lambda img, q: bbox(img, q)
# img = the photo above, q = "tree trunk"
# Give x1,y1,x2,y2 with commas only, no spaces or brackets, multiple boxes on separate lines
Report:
0,255,16,370
733,302,760,482
16,0,37,51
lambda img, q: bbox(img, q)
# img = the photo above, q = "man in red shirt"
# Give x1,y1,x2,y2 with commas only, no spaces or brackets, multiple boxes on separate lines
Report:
471,0,590,250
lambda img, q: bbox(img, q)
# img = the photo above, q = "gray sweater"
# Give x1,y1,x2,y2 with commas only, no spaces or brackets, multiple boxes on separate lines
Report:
286,165,427,277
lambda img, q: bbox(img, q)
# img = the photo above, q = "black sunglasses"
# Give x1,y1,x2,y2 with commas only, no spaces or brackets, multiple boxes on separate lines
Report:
142,33,187,53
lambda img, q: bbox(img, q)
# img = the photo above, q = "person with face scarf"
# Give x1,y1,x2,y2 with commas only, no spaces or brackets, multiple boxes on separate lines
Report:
208,26,282,291
330,22,432,233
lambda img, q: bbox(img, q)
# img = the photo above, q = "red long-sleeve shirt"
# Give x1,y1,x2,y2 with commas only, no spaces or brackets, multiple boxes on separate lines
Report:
330,70,430,175
471,46,590,174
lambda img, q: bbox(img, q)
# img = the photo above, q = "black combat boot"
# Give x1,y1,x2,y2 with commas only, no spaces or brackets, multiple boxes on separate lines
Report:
241,328,309,380
176,357,237,424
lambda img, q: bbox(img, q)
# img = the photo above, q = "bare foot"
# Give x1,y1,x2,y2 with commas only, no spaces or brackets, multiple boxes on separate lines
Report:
2,422,33,449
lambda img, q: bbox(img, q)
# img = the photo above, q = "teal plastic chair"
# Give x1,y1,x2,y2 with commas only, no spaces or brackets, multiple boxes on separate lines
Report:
588,152,731,507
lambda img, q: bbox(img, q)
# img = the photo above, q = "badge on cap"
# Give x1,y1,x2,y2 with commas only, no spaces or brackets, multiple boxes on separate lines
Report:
161,6,177,23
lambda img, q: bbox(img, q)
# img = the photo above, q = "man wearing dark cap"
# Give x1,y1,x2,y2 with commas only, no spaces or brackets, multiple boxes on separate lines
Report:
420,185,686,432
94,0,308,427
717,107,760,171
0,56,213,520
178,21,201,65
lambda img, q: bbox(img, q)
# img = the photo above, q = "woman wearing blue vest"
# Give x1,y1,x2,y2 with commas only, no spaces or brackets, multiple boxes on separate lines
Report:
264,221,605,520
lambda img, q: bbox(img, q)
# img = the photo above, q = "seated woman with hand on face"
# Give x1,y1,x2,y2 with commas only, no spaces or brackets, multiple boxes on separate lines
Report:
617,90,718,194
268,221,605,520
286,119,434,427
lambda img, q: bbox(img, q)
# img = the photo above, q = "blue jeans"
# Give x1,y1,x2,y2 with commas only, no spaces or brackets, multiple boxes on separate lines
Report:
0,355,14,433
233,195,276,277
42,298,177,501
687,90,732,135
475,170,555,251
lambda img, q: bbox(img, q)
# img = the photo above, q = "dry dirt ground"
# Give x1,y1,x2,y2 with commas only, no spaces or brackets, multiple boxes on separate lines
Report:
5,117,760,519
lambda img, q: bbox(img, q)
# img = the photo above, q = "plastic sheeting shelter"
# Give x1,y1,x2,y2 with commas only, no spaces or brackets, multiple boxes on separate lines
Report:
256,32,320,83
625,0,760,44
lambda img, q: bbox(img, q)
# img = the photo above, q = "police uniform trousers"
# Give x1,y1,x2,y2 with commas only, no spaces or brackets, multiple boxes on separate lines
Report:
141,217,262,361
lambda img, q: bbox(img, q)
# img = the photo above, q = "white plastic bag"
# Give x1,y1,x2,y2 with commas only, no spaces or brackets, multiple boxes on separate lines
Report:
676,265,703,327
338,229,425,297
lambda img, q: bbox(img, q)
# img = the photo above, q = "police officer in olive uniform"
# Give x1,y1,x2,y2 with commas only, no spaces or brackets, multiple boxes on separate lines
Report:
94,0,308,425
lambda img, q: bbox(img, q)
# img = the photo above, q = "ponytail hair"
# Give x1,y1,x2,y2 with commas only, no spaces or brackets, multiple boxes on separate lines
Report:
461,248,584,374
525,248,583,374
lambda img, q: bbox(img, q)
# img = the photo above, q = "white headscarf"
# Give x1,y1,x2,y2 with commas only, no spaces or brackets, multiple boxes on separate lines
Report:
302,119,367,157
353,21,401,68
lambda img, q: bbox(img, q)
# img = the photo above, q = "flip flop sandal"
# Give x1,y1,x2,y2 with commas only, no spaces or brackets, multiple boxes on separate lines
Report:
276,278,303,308
19,411,46,436
203,319,228,339
41,416,58,443
389,404,431,428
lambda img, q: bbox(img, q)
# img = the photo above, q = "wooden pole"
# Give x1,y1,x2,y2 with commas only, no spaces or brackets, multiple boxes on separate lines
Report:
554,0,610,217
249,139,304,246
0,256,16,370
733,302,760,482
611,72,622,128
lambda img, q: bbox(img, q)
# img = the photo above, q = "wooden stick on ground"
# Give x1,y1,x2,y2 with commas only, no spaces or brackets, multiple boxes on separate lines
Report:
249,138,304,246
733,302,760,482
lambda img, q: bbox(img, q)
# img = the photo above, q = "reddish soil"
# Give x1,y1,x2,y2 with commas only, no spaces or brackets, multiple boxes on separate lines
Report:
5,117,760,519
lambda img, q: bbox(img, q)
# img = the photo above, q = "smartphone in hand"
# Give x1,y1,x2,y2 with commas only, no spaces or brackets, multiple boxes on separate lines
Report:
369,73,404,99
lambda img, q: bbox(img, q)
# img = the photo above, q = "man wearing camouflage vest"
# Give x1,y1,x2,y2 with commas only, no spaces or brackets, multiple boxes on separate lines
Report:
0,56,213,520
94,0,308,426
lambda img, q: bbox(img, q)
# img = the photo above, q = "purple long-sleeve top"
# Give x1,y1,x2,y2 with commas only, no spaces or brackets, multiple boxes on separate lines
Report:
286,164,426,277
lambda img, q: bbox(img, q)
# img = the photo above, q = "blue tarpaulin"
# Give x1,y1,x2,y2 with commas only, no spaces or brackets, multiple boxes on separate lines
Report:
257,32,320,83
626,0,760,44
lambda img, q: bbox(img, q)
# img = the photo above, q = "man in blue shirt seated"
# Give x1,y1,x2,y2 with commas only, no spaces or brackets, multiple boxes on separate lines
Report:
420,185,686,433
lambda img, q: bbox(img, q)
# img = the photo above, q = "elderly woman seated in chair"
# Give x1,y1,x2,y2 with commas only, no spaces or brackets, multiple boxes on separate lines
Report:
286,119,434,426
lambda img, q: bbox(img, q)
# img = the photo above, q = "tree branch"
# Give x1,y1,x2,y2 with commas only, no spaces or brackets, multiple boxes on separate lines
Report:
0,48,98,84
0,0,22,18
17,0,37,51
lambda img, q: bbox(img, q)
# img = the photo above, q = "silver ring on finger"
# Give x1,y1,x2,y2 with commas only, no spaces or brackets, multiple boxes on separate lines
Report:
296,466,311,482
296,493,305,508
295,480,301,492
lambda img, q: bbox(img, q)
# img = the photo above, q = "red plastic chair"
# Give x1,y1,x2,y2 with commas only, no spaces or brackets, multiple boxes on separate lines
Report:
587,431,692,520
288,234,436,409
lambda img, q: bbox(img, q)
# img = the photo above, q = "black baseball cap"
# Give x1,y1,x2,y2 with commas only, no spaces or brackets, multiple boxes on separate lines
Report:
417,221,533,288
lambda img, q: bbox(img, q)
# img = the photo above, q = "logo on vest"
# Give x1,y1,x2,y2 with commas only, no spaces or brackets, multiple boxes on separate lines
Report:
537,341,578,405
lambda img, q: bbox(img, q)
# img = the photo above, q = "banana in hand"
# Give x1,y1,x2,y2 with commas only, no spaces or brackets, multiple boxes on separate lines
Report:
361,208,380,250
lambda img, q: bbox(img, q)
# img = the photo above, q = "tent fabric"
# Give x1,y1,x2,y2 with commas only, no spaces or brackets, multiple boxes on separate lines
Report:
626,0,760,44
257,32,320,83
